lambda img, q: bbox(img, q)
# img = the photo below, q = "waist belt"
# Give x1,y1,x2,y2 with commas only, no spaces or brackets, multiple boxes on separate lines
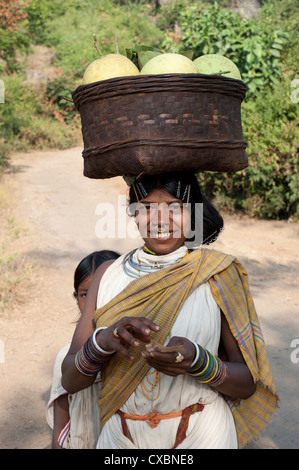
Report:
117,403,204,449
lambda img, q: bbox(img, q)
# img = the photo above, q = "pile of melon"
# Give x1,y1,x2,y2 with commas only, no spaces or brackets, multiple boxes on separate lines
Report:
82,45,242,85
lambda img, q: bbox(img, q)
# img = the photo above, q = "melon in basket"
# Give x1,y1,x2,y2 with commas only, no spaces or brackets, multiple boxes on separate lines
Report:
193,54,242,80
82,53,139,84
140,53,198,75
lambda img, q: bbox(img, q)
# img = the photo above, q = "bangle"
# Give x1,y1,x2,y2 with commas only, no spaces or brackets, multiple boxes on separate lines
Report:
75,330,115,377
92,327,116,354
190,341,200,368
187,345,228,387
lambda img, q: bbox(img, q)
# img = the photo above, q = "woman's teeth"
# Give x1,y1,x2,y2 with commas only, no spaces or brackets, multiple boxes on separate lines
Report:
153,232,171,239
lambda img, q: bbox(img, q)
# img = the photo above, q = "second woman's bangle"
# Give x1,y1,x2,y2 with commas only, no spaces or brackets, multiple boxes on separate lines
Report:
75,329,115,377
92,327,116,354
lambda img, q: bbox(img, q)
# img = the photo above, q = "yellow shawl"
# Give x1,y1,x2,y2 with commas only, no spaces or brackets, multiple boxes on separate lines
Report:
94,248,279,448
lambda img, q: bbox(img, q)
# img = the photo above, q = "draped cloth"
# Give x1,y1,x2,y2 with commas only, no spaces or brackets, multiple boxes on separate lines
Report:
46,343,102,449
94,248,279,448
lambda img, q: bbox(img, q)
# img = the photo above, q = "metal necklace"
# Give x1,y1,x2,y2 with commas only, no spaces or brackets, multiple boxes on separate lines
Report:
122,248,188,279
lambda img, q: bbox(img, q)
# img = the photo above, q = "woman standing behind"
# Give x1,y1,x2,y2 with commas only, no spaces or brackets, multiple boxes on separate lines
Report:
47,250,119,449
61,171,278,449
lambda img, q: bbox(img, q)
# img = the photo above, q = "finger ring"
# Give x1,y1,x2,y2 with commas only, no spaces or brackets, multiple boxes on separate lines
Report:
175,352,184,363
113,328,119,338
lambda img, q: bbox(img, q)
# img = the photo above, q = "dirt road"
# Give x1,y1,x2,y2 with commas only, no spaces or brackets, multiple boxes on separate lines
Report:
0,146,298,449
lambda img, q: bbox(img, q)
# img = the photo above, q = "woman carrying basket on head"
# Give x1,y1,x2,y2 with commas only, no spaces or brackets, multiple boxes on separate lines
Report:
61,171,278,449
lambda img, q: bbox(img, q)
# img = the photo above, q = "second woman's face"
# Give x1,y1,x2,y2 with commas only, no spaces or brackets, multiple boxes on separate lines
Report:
76,275,92,313
135,188,191,255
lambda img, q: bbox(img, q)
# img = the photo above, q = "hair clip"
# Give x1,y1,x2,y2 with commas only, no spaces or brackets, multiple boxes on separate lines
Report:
176,181,181,199
182,184,191,203
186,184,191,204
138,182,148,198
132,182,140,202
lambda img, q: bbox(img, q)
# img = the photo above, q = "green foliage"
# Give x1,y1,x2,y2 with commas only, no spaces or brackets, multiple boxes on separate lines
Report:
162,1,289,94
259,2,298,44
197,75,299,220
0,0,164,169
45,73,80,125
0,0,31,72
26,0,165,125
125,45,162,69
257,0,298,74
25,0,68,44
40,0,164,75
0,29,30,72
0,75,78,167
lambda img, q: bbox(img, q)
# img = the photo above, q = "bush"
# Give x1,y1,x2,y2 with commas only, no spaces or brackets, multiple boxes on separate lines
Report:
0,0,30,72
257,0,299,74
162,1,289,94
25,0,68,44
0,75,78,165
197,75,299,219
39,0,164,75
44,71,81,126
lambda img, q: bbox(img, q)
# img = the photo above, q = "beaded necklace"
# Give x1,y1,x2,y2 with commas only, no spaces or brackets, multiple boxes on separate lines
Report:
143,244,159,255
140,370,160,401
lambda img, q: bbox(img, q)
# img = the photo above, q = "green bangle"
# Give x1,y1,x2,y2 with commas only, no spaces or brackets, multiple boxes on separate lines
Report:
188,345,228,386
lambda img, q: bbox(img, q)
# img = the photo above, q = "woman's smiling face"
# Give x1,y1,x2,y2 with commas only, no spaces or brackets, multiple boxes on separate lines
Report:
135,188,191,255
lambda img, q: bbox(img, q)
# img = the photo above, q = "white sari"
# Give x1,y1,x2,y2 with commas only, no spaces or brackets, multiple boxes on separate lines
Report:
95,246,238,449
47,344,101,449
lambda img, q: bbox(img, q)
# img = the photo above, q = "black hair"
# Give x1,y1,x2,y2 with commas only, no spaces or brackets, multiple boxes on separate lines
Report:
128,171,223,246
73,250,120,295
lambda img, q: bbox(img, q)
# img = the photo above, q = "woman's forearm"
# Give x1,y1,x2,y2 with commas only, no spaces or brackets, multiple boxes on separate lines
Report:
52,394,70,449
188,343,256,400
213,361,256,399
61,326,116,394
61,352,97,394
61,261,115,394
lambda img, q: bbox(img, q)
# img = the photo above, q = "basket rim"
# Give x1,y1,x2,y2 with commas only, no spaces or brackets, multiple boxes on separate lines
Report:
73,73,246,91
77,71,245,87
72,73,247,109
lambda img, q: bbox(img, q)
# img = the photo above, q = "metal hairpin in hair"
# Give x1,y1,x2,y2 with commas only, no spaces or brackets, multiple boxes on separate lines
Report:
186,184,191,204
182,184,191,203
138,182,148,198
132,181,140,202
176,181,181,199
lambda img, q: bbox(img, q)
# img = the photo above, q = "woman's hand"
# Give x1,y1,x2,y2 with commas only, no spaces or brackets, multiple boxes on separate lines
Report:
96,317,160,360
141,336,196,376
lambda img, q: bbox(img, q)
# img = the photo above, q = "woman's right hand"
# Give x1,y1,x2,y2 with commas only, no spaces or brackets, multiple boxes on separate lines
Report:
95,317,160,360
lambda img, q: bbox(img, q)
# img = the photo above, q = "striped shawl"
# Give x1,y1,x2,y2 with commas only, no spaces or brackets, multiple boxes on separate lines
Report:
94,248,279,448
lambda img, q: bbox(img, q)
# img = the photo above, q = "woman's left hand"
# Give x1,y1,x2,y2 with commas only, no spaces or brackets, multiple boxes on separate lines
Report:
141,336,196,376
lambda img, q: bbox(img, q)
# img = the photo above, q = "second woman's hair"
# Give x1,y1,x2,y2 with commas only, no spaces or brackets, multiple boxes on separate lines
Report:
74,250,120,295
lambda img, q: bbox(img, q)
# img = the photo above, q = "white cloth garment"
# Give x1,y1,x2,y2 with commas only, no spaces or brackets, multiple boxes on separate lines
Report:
46,343,101,449
95,246,238,449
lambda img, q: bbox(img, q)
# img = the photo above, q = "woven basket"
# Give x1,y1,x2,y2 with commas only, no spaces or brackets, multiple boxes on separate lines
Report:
72,74,248,179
